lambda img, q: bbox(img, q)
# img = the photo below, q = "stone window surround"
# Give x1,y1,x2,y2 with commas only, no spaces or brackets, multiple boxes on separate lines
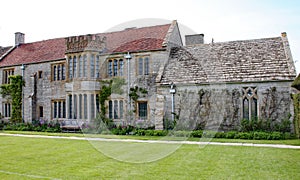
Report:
137,101,148,120
2,101,11,118
108,99,124,120
67,52,101,80
136,55,150,76
52,99,66,120
107,57,124,78
242,87,259,120
66,93,100,121
2,68,14,84
51,62,66,81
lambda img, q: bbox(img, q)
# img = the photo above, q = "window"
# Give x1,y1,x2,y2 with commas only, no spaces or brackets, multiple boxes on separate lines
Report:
39,106,43,118
138,102,148,120
79,55,83,77
114,100,118,119
83,55,87,77
68,95,72,119
84,94,87,119
138,57,150,75
108,100,124,120
90,54,95,78
242,87,258,120
73,56,77,78
91,94,95,119
109,100,113,119
108,60,112,77
52,100,66,119
79,94,82,119
113,60,118,76
119,59,124,76
107,58,124,77
68,56,73,79
38,71,43,79
74,95,77,119
96,55,100,78
2,102,11,117
52,63,66,81
3,69,14,84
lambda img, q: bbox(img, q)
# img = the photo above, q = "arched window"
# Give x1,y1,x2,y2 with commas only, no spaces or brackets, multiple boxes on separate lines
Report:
242,87,258,120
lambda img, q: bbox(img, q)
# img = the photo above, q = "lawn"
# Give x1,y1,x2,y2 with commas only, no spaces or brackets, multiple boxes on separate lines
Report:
0,134,300,179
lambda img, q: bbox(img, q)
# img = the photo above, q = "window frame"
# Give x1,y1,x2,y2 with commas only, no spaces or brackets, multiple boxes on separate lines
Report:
107,57,124,78
137,101,148,120
137,56,150,76
242,87,258,120
2,68,14,84
52,63,66,81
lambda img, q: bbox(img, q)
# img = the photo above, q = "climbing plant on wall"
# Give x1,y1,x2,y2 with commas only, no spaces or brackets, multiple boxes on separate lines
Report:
0,75,25,123
292,94,300,138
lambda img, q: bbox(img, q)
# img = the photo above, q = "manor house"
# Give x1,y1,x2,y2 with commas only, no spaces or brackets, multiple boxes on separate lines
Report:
0,20,297,130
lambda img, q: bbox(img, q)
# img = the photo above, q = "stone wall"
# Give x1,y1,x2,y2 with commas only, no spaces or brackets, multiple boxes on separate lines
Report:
158,81,294,131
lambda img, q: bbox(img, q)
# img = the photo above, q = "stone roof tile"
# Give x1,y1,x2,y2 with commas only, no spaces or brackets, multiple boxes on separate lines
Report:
161,36,297,84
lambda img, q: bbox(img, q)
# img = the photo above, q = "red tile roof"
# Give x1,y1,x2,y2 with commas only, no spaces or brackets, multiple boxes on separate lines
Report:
0,23,171,67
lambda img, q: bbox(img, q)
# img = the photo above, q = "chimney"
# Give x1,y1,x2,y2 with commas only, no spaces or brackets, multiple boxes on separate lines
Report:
185,34,204,45
15,32,25,46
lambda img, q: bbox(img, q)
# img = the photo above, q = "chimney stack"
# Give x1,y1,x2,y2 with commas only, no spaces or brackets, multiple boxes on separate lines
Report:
15,32,25,46
185,34,204,46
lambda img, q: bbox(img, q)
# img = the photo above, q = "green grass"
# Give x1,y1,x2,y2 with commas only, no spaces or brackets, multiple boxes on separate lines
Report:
0,135,300,179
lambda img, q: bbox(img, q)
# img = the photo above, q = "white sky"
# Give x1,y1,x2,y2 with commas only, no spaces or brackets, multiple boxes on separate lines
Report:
1,0,299,73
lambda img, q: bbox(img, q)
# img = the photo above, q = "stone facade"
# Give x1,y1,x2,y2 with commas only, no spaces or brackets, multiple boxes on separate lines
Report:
0,21,297,132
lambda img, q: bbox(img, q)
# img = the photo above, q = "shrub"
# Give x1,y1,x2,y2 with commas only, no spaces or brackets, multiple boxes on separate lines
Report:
226,131,237,139
191,130,203,138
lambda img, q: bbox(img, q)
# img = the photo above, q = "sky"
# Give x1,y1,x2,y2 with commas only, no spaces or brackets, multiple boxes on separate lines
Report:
0,0,299,73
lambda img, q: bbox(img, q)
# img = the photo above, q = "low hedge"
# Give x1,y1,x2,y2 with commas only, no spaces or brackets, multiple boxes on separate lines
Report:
0,122,296,140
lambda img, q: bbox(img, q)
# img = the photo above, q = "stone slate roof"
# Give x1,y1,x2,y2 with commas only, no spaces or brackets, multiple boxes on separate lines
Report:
0,46,13,57
0,23,171,67
161,36,297,84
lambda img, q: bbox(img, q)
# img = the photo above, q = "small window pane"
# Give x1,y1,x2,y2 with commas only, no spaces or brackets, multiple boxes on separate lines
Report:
114,100,118,119
119,100,123,119
144,57,149,75
68,57,73,79
243,98,249,120
113,60,118,76
96,55,100,78
138,57,143,75
138,102,147,120
84,94,87,119
108,60,112,77
90,54,95,78
251,98,258,119
119,59,124,76
91,94,95,119
53,66,57,81
83,55,87,77
79,95,82,119
62,64,66,80
79,55,82,77
54,102,57,118
109,100,113,119
73,56,77,78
